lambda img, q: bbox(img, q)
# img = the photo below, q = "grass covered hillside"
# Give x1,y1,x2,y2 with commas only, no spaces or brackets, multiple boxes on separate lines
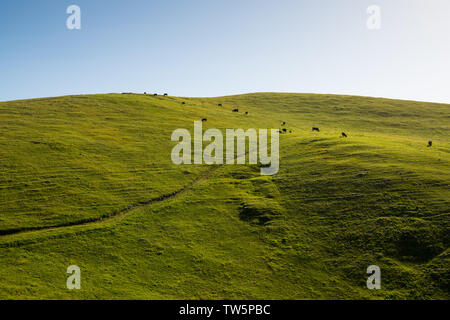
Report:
0,92,448,299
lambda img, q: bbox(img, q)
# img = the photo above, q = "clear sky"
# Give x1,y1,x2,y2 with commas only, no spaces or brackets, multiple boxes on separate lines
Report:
1,0,449,103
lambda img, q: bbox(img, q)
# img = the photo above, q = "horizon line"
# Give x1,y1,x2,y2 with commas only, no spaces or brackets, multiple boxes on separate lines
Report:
1,91,449,105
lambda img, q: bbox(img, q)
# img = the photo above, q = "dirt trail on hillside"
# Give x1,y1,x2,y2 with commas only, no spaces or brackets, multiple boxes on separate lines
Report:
0,146,258,246
0,165,221,245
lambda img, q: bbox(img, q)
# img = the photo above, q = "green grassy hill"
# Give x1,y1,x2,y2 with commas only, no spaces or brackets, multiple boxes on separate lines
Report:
0,93,448,299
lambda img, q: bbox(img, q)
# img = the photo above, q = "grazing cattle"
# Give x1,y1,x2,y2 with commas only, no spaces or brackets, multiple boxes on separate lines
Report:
312,127,320,132
428,141,432,147
164,93,168,96
282,128,287,133
245,112,248,115
282,122,286,126
289,130,292,133
218,103,223,107
181,102,186,105
202,118,207,122
232,109,239,112
144,92,147,95
342,132,348,138
153,93,158,96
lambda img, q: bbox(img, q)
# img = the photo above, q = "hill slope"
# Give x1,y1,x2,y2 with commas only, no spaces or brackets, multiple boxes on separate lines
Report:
0,93,448,299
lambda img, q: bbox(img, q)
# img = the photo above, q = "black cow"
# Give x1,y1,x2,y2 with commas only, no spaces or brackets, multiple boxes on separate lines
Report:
282,122,286,126
282,128,287,133
232,109,239,112
153,93,158,96
202,118,207,122
218,103,223,107
342,132,348,138
312,127,320,132
164,93,168,96
181,102,186,105
245,112,248,115
428,141,432,147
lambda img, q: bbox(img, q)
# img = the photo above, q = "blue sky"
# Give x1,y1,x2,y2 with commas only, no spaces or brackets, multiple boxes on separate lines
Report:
1,0,449,103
